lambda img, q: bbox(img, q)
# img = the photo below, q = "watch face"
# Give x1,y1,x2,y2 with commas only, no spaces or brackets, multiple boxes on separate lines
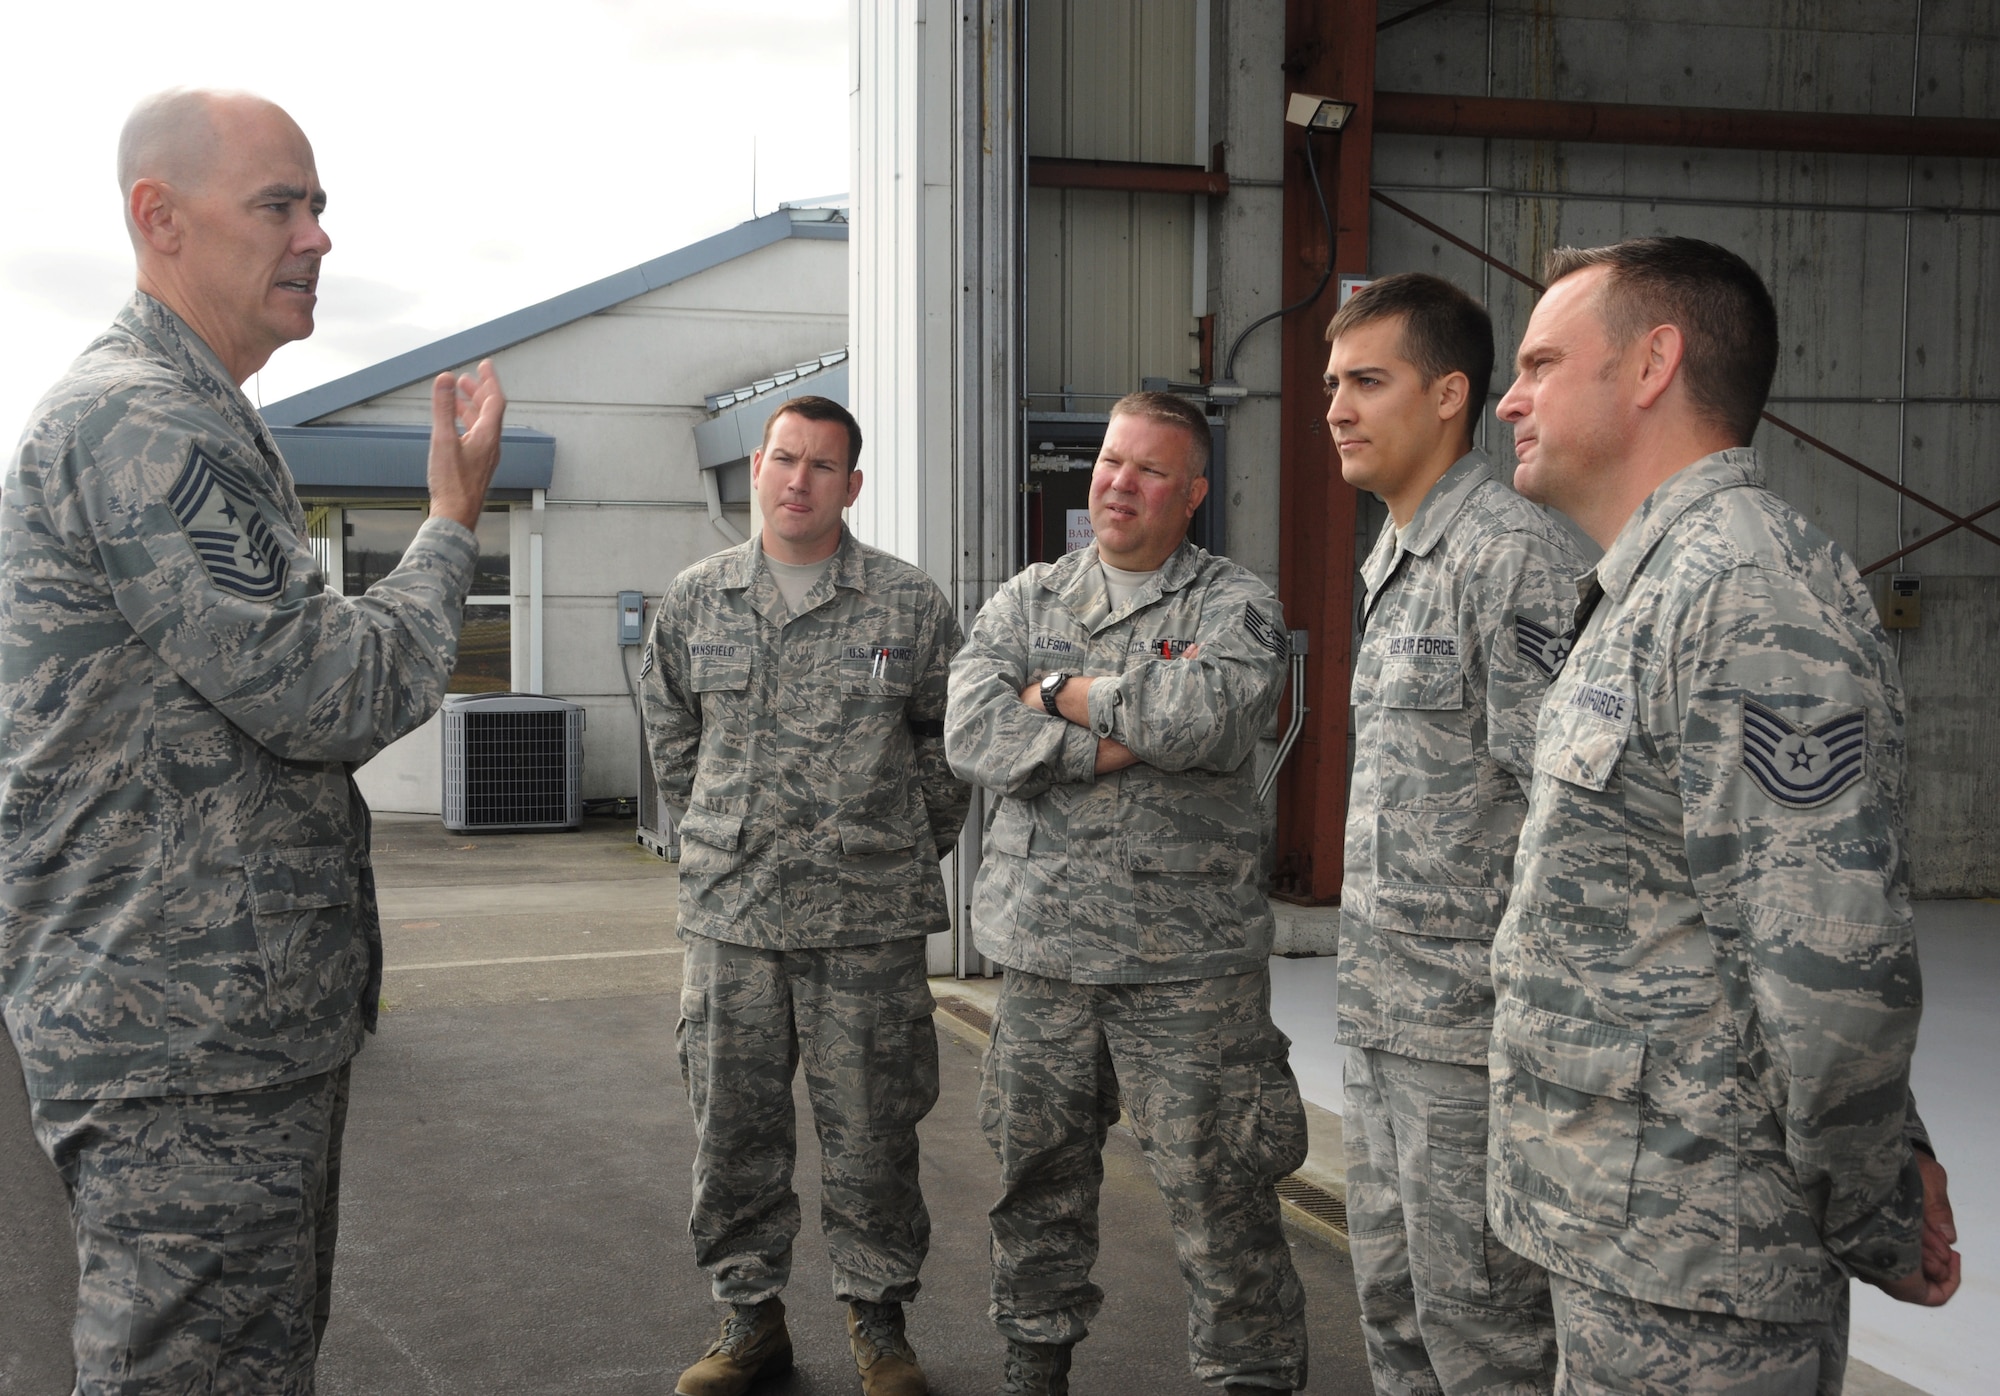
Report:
1043,674,1064,691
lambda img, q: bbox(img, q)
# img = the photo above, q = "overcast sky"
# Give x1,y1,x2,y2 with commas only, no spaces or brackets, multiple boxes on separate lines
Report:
1,0,850,438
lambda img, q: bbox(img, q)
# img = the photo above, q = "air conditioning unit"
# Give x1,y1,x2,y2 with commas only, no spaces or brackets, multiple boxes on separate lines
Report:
440,693,585,833
635,727,679,860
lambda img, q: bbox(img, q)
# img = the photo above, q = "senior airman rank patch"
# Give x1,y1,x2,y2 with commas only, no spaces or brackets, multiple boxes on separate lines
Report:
1741,697,1865,808
1515,615,1575,679
167,443,286,600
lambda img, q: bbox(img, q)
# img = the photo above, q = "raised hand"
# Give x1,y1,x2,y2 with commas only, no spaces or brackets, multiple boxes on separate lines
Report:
427,359,508,530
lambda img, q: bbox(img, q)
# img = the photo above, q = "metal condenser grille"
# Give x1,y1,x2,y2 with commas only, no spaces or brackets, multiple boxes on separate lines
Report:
442,694,583,832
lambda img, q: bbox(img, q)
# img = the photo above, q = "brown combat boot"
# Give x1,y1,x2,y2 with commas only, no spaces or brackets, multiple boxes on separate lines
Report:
998,1338,1072,1396
675,1298,792,1396
846,1300,929,1396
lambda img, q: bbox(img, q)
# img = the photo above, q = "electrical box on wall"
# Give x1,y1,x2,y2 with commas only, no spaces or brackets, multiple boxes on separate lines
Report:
616,590,646,646
1883,574,1921,630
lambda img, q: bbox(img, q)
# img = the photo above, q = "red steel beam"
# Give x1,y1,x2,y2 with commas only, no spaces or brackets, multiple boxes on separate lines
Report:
1028,157,1231,197
1276,0,1374,906
1375,90,2000,160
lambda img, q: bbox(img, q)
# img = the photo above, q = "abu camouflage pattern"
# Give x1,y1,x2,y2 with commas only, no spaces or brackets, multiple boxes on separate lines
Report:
1546,1271,1843,1394
1489,449,1925,1323
979,967,1309,1389
678,935,938,1305
0,293,477,1100
31,1065,351,1394
945,541,1288,983
640,529,968,949
1338,453,1589,1067
1342,1047,1555,1396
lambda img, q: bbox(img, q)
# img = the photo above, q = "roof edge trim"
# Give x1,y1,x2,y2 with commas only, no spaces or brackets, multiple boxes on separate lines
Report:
261,210,846,427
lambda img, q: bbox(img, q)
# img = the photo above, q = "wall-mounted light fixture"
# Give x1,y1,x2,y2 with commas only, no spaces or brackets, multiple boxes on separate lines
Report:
1285,93,1358,132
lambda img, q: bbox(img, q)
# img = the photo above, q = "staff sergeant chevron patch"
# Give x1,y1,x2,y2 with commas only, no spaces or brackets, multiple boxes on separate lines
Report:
1245,605,1288,657
167,443,287,601
1741,696,1866,808
1515,615,1574,679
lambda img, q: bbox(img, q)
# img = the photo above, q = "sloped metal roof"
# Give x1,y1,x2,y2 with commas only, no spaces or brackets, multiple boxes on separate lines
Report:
260,208,848,428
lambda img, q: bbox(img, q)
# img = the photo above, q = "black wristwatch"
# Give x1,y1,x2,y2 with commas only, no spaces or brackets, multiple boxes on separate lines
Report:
1039,672,1071,716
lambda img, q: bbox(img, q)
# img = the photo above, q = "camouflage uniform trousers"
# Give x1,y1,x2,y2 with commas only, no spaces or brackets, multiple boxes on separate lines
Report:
1547,1272,1849,1396
677,932,939,1305
28,1065,351,1396
979,967,1310,1390
1343,1047,1555,1396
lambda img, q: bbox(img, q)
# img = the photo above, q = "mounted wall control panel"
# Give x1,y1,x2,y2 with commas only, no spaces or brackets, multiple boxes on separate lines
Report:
617,590,646,646
1883,573,1921,630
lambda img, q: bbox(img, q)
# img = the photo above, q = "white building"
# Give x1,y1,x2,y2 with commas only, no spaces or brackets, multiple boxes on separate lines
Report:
261,204,849,815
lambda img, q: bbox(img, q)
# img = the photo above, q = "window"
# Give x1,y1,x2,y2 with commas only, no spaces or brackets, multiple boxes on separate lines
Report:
341,506,513,694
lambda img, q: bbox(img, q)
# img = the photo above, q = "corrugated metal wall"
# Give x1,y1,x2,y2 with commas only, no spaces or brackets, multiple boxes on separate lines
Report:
1025,0,1202,406
1369,0,2000,895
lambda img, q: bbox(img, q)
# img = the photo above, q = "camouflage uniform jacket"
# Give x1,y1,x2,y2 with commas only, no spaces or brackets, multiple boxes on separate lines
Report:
946,541,1288,984
1338,453,1589,1065
1,293,477,1100
640,528,968,949
1488,449,1924,1322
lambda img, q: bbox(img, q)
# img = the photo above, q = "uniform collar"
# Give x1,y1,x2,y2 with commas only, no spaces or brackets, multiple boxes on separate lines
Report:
720,525,866,624
1044,539,1202,635
1360,451,1492,609
122,291,303,521
1590,448,1764,604
123,292,269,446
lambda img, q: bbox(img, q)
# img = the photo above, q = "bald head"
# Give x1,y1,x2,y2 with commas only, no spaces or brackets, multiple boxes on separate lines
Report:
121,88,330,383
118,90,307,227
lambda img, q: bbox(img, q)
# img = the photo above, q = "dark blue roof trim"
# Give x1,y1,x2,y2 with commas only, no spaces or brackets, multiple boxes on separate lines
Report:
272,423,555,497
261,210,847,427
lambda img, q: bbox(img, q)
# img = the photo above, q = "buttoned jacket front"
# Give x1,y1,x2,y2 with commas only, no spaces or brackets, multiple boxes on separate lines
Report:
641,529,968,950
1337,453,1589,1065
1,294,476,1100
1488,450,1924,1322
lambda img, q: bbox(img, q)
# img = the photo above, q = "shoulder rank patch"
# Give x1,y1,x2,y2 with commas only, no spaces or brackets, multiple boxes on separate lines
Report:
639,644,655,681
167,443,286,601
1515,615,1575,680
1741,697,1865,808
1245,606,1287,656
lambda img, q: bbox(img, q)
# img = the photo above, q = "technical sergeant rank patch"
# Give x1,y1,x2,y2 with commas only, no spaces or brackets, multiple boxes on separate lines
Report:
1741,696,1865,808
167,443,287,601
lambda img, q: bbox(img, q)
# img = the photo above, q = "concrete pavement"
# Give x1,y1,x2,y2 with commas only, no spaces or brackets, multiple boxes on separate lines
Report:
2,814,1372,1395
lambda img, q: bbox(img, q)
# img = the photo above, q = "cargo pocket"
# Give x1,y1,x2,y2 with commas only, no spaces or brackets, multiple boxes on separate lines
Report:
1492,998,1646,1226
675,803,745,920
687,645,751,713
676,983,708,1104
867,975,940,1133
1379,654,1464,713
1127,840,1255,957
75,1155,310,1383
1222,1024,1310,1181
1423,1100,1496,1302
245,846,355,1017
